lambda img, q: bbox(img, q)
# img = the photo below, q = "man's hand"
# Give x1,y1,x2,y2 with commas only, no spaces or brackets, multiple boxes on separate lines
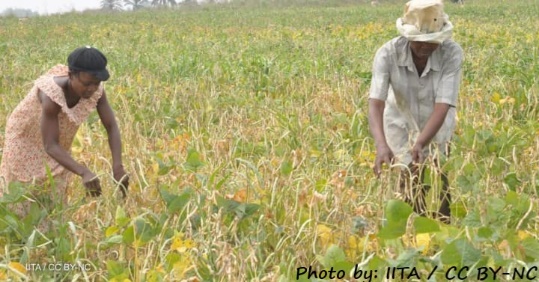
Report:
374,145,394,177
411,142,425,164
113,165,129,198
82,170,101,197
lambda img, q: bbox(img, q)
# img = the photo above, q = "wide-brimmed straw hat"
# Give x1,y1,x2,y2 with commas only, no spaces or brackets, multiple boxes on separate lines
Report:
396,0,453,44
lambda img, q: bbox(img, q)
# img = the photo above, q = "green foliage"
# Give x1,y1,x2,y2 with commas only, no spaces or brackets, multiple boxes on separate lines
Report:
378,200,412,240
413,217,440,234
1,0,539,280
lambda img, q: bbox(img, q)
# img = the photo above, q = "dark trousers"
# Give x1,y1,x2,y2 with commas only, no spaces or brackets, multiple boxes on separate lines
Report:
399,147,452,224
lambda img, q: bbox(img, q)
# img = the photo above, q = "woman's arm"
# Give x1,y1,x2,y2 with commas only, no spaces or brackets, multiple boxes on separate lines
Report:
96,90,129,194
40,90,101,195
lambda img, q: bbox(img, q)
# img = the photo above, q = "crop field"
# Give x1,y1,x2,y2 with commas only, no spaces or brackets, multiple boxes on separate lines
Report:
0,0,539,280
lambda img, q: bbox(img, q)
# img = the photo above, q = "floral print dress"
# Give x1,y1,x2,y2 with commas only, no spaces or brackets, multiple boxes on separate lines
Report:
0,65,103,201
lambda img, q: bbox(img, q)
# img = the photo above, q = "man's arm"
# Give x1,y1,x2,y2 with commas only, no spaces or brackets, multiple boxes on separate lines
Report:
369,98,394,176
411,103,450,163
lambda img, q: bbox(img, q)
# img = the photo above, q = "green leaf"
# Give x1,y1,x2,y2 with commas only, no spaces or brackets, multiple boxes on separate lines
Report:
457,175,478,193
159,188,175,205
25,201,46,226
321,245,346,268
503,172,521,191
486,197,509,225
115,206,129,227
413,217,440,234
462,209,482,227
183,148,205,172
487,197,505,213
441,239,481,267
157,159,174,175
378,200,412,240
504,190,519,206
378,220,407,240
450,201,467,219
460,242,482,266
146,269,165,282
395,249,419,267
165,252,181,272
134,217,158,243
2,214,20,231
422,167,433,187
122,225,135,244
56,237,71,261
216,196,240,213
104,235,123,245
315,179,327,192
235,203,260,219
462,163,477,175
333,261,355,277
477,227,493,240
367,255,388,272
280,159,293,176
385,200,412,223
105,226,119,237
490,158,506,176
0,182,26,203
521,237,539,260
504,191,534,229
159,188,193,214
504,231,520,250
106,260,128,279
167,191,193,214
441,240,461,265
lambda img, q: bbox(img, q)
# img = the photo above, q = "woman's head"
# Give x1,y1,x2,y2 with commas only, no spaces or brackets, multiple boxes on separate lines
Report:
396,0,453,45
67,46,110,81
67,46,109,98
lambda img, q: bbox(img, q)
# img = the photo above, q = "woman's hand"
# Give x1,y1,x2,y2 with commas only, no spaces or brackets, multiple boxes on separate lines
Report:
113,165,129,198
374,145,394,177
82,170,101,197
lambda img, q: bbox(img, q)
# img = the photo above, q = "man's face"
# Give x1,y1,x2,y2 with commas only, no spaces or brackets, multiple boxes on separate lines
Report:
410,41,440,60
70,72,101,99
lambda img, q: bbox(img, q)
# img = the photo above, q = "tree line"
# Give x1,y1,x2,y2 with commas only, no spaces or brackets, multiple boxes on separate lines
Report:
102,0,211,11
0,8,39,18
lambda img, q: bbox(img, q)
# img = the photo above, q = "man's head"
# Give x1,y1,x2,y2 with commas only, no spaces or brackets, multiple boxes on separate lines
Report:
402,0,445,34
396,0,453,45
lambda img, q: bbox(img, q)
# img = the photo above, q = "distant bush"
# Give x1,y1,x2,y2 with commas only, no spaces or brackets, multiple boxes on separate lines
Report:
0,8,38,18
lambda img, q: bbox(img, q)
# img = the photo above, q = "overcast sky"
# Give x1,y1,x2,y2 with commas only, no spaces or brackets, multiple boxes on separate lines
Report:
0,0,102,15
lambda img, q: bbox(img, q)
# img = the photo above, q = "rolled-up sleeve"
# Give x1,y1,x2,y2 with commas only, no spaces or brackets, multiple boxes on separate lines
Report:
435,43,463,106
369,45,390,101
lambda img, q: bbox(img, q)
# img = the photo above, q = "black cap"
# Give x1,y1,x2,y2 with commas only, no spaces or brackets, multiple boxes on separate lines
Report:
67,46,110,81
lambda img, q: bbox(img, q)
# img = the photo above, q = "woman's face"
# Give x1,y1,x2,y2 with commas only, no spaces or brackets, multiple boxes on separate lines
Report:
410,41,440,60
70,72,101,99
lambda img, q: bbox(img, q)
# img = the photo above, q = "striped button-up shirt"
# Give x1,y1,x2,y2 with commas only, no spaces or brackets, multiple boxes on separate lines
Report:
369,36,463,165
